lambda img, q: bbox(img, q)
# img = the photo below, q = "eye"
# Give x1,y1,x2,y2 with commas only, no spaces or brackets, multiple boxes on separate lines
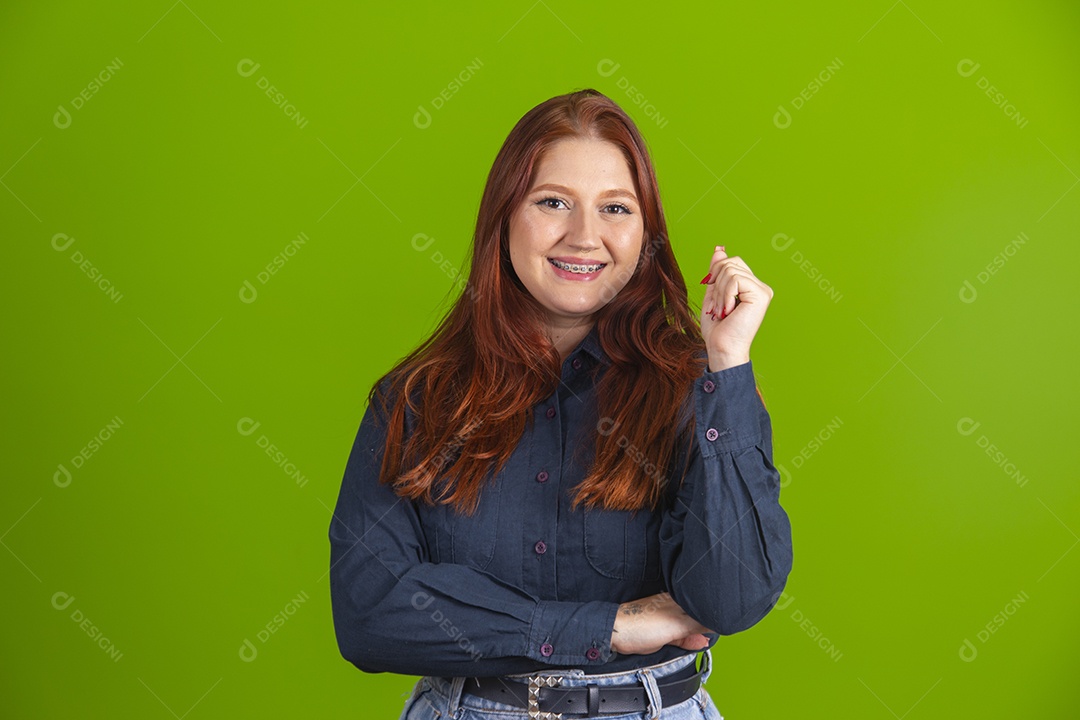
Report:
605,203,632,215
536,196,568,210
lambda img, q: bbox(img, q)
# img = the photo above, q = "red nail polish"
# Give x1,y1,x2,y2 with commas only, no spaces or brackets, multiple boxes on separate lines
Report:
699,272,712,285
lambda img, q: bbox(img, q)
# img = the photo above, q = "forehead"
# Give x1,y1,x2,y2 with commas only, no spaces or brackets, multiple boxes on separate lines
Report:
529,137,636,191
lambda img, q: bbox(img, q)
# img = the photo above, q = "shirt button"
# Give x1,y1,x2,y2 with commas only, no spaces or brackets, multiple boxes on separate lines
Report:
572,357,582,370
706,427,719,441
534,540,547,555
540,643,554,657
546,407,556,419
586,647,601,661
536,470,549,483
703,380,715,393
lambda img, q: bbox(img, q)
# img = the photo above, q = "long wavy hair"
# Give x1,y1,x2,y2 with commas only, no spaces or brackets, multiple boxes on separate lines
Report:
371,88,727,515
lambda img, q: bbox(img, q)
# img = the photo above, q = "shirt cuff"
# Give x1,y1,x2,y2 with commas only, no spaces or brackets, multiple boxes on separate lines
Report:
694,360,765,456
527,600,620,665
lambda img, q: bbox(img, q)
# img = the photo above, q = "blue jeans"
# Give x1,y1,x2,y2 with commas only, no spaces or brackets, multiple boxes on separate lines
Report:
397,650,724,720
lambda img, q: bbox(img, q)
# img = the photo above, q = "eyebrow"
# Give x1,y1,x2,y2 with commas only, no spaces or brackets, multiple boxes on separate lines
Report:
529,183,639,202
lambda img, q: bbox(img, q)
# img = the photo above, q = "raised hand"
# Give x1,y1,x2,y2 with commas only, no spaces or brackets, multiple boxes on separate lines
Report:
699,245,773,371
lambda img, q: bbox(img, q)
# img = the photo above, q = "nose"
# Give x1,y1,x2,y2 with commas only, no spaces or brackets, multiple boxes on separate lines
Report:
567,206,602,252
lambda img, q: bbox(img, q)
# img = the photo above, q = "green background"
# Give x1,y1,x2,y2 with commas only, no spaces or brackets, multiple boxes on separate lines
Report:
2,1,1078,717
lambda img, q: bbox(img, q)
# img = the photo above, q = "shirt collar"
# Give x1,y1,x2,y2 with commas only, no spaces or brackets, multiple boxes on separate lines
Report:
574,323,609,366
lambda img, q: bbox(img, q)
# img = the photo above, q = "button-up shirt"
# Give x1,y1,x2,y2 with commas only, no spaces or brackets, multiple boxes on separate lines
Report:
328,324,793,678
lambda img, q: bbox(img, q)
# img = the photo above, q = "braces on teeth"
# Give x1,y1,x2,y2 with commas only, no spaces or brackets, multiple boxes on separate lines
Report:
550,258,604,274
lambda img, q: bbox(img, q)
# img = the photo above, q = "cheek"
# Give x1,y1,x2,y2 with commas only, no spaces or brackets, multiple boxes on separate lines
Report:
518,214,564,253
615,224,646,263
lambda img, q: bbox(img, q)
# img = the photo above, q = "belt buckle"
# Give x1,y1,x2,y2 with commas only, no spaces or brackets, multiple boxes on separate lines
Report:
526,674,563,720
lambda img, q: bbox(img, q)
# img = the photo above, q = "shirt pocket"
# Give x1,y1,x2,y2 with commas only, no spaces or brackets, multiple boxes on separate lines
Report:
583,507,662,581
429,482,502,571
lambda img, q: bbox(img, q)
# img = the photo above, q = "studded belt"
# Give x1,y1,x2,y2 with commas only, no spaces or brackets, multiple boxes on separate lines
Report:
462,660,703,718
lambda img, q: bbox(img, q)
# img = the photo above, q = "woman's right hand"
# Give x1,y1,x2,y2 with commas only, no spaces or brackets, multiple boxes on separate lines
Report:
609,592,714,655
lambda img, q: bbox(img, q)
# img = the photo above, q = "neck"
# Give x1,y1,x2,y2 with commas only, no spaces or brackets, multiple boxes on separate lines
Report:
547,320,593,363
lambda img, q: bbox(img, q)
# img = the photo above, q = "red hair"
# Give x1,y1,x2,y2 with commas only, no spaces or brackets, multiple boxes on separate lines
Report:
370,88,741,514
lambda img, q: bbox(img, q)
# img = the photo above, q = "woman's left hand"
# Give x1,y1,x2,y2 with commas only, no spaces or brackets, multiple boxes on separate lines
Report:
700,245,773,371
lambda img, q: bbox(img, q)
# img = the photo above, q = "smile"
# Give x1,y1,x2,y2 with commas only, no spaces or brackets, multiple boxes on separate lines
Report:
548,258,607,274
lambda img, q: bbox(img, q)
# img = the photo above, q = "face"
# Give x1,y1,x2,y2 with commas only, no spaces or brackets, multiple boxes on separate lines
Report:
507,136,645,334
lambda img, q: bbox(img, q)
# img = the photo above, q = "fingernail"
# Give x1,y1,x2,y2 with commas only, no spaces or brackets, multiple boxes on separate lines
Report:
719,245,726,253
699,272,712,284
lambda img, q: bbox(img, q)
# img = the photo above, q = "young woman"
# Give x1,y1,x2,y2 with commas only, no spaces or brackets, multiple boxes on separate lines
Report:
329,88,793,719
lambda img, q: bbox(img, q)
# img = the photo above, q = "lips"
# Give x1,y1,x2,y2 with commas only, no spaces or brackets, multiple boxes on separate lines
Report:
548,257,607,274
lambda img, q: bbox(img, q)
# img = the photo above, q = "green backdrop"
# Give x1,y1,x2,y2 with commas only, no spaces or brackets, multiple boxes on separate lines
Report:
3,1,1077,717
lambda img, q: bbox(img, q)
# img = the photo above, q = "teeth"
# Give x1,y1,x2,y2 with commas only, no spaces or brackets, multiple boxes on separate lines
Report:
550,258,604,274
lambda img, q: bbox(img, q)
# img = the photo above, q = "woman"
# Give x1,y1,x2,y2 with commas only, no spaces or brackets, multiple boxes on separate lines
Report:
329,88,793,719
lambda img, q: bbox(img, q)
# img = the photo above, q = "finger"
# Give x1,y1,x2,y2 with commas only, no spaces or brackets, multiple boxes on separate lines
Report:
700,246,728,284
673,634,711,651
707,257,756,292
707,269,761,316
705,272,757,319
705,264,757,308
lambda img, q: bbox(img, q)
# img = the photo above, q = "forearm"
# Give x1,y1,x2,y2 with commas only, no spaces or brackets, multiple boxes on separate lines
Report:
660,360,794,635
330,544,620,677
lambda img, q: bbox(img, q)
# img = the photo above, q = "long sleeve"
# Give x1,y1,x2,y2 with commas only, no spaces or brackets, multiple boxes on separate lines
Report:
328,389,620,677
658,359,793,636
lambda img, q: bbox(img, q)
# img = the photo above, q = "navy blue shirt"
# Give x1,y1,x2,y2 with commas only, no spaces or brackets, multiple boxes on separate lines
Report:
328,324,793,678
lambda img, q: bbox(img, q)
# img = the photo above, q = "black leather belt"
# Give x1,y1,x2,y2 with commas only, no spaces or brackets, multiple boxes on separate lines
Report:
462,660,703,716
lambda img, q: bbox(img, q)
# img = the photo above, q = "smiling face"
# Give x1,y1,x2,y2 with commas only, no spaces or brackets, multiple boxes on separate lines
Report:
507,136,645,340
